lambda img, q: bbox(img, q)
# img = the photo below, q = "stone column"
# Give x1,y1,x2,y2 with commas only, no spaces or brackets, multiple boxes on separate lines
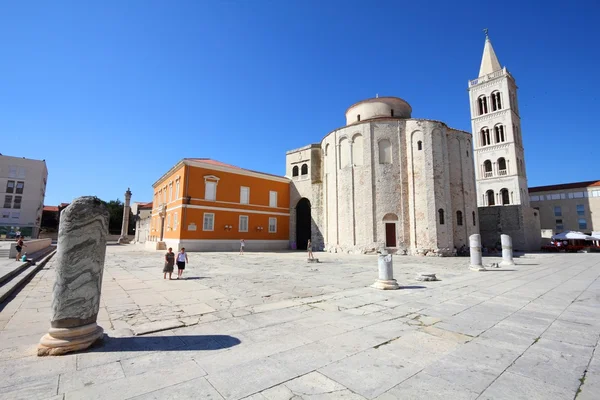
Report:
372,249,400,290
500,234,515,266
469,234,486,271
118,188,132,244
38,196,109,356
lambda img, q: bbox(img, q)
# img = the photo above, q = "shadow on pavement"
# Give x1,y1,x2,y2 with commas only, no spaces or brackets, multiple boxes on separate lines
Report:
485,269,516,272
91,334,241,352
400,285,427,289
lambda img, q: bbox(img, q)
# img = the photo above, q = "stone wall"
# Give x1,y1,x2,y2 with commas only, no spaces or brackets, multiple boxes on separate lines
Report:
8,238,52,258
478,205,541,252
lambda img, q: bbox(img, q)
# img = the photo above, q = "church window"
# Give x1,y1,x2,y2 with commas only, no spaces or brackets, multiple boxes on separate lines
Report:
456,211,463,226
480,128,491,146
501,188,510,205
352,134,364,166
301,164,308,175
417,141,422,151
579,218,587,230
357,114,361,122
339,137,350,168
491,91,502,111
483,160,492,177
498,158,507,175
391,109,394,117
438,209,445,225
478,96,488,115
292,166,299,177
494,125,505,143
466,150,469,157
378,139,392,164
486,190,495,206
472,211,476,226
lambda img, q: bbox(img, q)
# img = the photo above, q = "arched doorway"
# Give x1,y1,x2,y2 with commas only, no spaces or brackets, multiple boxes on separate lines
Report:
296,198,311,250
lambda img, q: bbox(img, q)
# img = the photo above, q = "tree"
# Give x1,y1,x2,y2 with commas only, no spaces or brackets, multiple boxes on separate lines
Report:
101,199,135,235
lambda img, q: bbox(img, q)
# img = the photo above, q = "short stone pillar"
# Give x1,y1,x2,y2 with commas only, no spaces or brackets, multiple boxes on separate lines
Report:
469,234,486,271
372,250,400,290
38,197,109,356
118,188,132,244
500,234,515,266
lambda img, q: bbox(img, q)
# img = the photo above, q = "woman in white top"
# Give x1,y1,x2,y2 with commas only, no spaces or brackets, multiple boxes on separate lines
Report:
240,239,245,255
176,248,188,279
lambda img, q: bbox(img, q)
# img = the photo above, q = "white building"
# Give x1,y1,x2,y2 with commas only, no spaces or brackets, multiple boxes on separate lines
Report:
287,96,479,256
0,154,48,238
468,34,540,251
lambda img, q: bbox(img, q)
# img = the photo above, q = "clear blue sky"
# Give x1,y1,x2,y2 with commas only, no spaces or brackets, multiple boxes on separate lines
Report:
1,1,598,205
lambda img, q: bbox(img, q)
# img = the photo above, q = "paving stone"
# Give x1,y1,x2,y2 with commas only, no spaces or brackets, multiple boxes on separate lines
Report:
128,377,224,399
375,372,479,400
479,371,574,400
58,361,125,393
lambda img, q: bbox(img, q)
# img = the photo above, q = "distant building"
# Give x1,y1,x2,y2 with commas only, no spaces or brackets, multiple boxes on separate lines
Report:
0,154,48,238
529,181,600,236
132,201,152,243
149,159,290,251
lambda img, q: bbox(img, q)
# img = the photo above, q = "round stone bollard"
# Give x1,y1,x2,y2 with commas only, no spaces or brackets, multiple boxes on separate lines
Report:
469,234,486,271
372,250,400,290
500,234,515,266
38,196,110,356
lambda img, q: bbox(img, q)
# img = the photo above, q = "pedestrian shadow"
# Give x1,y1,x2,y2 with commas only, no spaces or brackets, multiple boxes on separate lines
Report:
90,334,241,352
400,285,427,289
179,277,206,280
484,269,517,272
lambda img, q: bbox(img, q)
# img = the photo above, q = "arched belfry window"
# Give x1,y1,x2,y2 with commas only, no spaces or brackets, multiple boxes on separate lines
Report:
494,125,505,143
491,91,502,111
292,166,299,177
484,160,492,178
481,128,491,146
352,134,363,166
456,211,463,226
357,114,361,122
378,139,392,164
472,211,476,226
478,96,488,115
486,190,495,206
498,158,507,175
417,141,423,151
438,209,445,225
301,164,308,175
501,188,510,205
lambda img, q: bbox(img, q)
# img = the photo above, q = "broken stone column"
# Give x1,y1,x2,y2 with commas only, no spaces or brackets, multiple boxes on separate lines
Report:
118,188,132,244
38,196,109,356
372,250,400,290
500,234,515,266
469,234,486,271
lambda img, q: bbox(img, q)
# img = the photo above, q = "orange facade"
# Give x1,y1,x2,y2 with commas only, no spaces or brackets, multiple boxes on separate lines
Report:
150,159,290,251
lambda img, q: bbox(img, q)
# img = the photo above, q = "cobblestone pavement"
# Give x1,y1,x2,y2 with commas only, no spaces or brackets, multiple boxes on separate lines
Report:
1,246,599,399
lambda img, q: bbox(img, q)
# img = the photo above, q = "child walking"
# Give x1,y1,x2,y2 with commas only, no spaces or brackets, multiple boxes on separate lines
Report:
176,248,188,279
307,239,314,260
240,239,245,255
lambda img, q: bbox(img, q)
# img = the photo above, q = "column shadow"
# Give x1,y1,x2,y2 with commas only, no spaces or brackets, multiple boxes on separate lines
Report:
90,334,241,352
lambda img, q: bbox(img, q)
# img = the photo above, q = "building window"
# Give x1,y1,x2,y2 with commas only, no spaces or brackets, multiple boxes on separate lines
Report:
577,204,585,216
170,184,174,202
240,186,250,204
554,206,562,217
438,209,445,225
466,150,469,157
457,211,463,226
1,211,9,219
480,128,491,146
484,160,492,178
6,181,14,193
579,218,587,230
352,134,364,166
174,212,178,230
340,137,350,168
17,167,25,178
268,217,277,233
8,166,17,178
269,191,278,208
417,141,422,151
357,114,361,122
498,158,507,175
13,196,22,209
501,189,509,205
494,125,505,143
486,190,495,206
11,211,20,219
472,211,476,226
203,213,214,231
239,215,249,232
3,195,12,208
378,139,392,164
391,109,394,117
176,180,180,199
292,166,299,177
301,163,308,175
205,181,217,201
478,96,488,115
491,91,502,111
556,219,564,231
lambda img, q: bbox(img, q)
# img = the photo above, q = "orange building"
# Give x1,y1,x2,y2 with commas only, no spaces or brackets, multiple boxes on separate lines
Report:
149,158,290,251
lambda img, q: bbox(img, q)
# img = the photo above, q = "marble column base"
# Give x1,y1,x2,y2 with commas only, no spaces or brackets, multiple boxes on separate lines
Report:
38,323,103,356
372,279,400,290
469,266,487,272
499,260,515,266
118,236,130,244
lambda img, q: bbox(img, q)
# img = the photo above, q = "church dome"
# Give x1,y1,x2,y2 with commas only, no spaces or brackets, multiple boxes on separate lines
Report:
345,97,412,125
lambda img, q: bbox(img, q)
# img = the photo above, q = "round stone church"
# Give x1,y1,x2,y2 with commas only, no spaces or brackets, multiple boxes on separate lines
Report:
286,96,478,256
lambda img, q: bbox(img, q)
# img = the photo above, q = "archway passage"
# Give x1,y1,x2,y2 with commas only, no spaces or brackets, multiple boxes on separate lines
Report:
296,198,311,250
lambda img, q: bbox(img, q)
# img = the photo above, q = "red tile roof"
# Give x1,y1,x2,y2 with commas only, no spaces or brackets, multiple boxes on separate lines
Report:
184,158,286,180
43,205,59,212
528,180,600,193
138,201,153,209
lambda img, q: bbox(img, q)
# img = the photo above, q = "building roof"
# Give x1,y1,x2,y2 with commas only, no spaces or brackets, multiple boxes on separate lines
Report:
184,158,287,180
479,35,502,77
43,206,59,212
138,201,153,209
528,180,600,193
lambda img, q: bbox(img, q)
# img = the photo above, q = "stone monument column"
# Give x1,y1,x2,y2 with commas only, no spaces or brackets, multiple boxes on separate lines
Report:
38,196,109,356
372,249,400,290
469,234,486,271
500,234,515,266
118,188,132,244
156,204,167,250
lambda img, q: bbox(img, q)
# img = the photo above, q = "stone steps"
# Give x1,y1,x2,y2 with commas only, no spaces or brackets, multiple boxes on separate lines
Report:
0,247,56,304
0,249,10,258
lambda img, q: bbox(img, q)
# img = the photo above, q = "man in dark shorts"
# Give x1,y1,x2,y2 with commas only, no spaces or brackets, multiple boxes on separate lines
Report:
15,236,26,261
176,247,188,279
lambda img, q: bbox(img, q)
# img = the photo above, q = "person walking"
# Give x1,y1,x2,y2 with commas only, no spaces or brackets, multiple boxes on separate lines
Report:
176,248,188,279
240,239,245,255
307,239,314,260
163,247,175,280
15,236,26,262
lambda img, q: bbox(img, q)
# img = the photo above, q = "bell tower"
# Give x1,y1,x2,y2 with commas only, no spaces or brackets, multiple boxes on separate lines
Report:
469,31,530,209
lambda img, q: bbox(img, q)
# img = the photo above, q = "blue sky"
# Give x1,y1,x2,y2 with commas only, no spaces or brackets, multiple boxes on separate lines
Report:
1,1,598,205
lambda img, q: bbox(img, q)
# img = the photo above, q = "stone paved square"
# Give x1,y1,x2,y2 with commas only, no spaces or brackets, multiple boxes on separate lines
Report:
1,246,599,399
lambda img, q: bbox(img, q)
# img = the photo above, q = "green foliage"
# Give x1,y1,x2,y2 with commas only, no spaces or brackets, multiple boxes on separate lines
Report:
100,199,135,235
41,210,59,231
